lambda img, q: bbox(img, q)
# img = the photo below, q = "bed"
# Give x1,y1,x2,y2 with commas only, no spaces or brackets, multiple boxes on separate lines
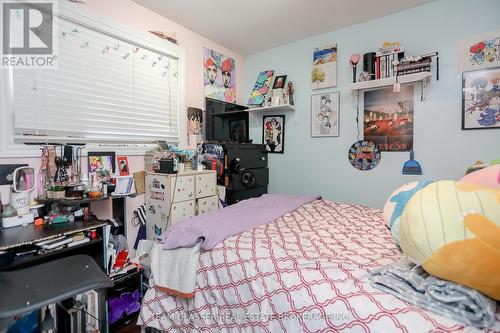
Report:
138,199,500,332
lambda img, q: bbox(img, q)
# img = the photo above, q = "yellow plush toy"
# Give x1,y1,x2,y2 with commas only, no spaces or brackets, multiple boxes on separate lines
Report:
399,180,500,300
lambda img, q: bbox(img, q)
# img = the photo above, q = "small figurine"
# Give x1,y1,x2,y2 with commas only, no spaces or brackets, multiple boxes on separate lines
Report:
287,81,295,106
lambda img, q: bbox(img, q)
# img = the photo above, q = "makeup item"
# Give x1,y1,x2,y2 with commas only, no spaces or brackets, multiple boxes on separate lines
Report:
349,54,361,83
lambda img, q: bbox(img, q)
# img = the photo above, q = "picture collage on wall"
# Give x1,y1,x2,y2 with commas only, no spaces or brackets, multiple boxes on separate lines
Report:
203,47,236,103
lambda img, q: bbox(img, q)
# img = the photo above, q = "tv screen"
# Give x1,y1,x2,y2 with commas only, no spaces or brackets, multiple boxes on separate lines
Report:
205,98,249,143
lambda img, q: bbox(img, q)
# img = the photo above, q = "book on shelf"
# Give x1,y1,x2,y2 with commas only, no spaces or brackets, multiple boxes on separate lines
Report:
375,51,404,80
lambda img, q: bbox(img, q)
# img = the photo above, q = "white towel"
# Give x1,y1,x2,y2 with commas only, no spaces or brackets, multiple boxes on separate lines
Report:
150,241,202,298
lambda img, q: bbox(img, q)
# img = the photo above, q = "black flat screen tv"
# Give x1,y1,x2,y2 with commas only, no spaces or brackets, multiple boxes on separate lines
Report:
205,98,249,143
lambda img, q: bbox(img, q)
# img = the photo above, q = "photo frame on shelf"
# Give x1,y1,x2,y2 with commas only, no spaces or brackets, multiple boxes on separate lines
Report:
117,156,130,176
88,151,116,175
311,92,339,137
272,75,287,89
462,66,500,130
262,115,285,153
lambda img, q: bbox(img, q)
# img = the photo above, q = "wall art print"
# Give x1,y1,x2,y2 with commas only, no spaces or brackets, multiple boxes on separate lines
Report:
263,115,285,153
311,92,339,137
203,47,236,103
248,70,275,106
458,31,500,71
311,44,337,89
363,85,414,152
462,67,500,130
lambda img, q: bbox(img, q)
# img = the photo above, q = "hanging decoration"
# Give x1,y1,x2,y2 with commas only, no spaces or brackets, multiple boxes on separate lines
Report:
348,140,381,171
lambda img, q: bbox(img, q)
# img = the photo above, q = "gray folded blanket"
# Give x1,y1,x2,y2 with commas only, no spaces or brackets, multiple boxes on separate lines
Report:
369,258,496,328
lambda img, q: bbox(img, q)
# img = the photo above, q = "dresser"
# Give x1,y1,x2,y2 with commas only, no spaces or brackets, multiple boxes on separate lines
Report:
145,170,218,239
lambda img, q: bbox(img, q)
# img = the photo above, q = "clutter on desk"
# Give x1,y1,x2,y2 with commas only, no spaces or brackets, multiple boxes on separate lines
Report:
145,143,197,174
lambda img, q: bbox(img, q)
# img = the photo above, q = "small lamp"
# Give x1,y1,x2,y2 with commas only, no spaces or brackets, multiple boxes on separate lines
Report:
349,54,361,83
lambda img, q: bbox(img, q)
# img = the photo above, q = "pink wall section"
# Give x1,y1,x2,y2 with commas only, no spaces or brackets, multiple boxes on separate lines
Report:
82,0,245,109
0,0,245,252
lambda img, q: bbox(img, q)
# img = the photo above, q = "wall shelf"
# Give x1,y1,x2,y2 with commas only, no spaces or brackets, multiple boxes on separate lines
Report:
349,72,432,91
247,104,295,113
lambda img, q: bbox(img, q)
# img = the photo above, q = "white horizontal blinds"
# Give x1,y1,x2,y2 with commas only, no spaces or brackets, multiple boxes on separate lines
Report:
13,16,179,142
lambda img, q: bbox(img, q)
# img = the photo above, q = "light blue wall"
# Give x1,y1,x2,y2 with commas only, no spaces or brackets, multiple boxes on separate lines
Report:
244,0,500,208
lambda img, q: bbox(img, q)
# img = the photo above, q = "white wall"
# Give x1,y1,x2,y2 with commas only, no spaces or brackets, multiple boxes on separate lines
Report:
244,0,500,208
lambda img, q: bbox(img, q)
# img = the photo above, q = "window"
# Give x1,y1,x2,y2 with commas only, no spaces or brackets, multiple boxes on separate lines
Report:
9,4,182,144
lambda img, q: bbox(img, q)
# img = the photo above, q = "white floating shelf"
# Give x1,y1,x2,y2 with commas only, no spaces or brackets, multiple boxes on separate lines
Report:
247,104,295,113
349,72,432,91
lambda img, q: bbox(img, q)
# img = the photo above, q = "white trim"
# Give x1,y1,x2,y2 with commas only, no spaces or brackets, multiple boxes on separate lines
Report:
1,0,186,156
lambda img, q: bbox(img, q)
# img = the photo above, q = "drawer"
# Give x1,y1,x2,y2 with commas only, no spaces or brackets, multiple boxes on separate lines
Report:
195,172,217,198
170,200,196,225
170,175,195,203
197,195,219,215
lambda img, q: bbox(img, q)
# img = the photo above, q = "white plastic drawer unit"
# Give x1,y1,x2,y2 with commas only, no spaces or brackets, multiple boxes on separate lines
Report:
195,172,217,199
197,195,219,215
170,175,195,203
170,200,196,225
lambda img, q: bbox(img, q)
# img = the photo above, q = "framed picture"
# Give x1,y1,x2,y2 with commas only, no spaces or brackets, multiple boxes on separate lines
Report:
203,47,236,103
262,115,285,153
88,151,115,175
364,85,414,151
248,70,275,106
311,92,339,137
311,44,337,89
229,119,248,142
462,67,500,130
272,75,287,89
458,31,500,71
117,156,130,176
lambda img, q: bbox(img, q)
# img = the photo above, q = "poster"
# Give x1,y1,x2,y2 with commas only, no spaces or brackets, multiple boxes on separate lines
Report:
262,115,285,153
462,67,500,130
187,107,203,147
458,31,500,71
311,92,339,137
311,44,337,89
203,47,236,103
363,86,414,152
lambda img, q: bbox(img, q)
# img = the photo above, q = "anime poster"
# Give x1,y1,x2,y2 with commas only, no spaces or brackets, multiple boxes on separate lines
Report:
462,67,500,130
363,86,414,152
203,48,236,103
262,115,285,153
458,31,500,71
248,70,274,106
311,44,337,89
311,92,339,137
187,107,203,147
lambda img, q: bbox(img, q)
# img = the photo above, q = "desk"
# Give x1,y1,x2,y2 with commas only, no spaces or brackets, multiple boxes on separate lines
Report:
0,220,111,331
0,220,107,251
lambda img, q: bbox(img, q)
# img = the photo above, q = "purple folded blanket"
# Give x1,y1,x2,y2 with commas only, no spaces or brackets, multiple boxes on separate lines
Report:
160,194,320,250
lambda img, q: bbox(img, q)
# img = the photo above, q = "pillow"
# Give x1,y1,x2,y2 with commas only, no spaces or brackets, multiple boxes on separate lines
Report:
459,164,500,189
383,180,432,245
399,180,500,300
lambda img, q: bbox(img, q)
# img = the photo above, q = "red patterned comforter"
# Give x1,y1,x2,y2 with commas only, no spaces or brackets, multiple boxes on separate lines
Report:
139,199,500,332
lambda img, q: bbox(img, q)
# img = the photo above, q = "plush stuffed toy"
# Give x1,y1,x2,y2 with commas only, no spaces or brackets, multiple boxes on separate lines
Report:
459,164,500,189
399,180,500,300
383,180,433,245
